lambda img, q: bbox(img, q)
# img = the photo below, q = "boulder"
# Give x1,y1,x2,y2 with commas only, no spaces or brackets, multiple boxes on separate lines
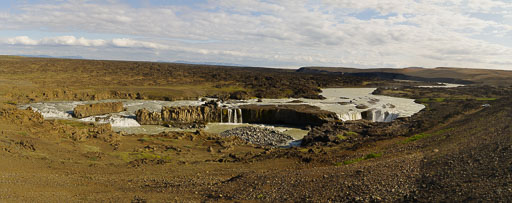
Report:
229,91,250,100
355,104,369,109
135,108,162,125
73,102,124,119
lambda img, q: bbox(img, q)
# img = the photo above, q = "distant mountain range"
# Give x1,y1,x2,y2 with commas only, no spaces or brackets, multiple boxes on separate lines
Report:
165,60,248,67
17,54,85,59
15,55,249,67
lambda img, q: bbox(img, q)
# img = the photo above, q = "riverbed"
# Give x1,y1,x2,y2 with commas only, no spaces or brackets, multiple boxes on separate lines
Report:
19,88,425,145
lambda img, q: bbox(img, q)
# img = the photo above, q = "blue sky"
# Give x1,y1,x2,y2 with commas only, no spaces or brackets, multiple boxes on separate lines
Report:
1,0,512,69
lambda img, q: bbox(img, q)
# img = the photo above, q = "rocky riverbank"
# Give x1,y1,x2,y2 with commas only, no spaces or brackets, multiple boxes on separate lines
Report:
220,126,293,146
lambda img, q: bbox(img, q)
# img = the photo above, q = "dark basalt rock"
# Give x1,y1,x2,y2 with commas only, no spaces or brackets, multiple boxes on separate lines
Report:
287,100,304,103
355,104,369,109
136,104,222,125
239,104,337,127
136,103,337,127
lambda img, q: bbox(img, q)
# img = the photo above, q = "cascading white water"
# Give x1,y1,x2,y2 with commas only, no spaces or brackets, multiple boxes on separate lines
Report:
221,108,242,123
338,109,400,122
227,109,232,123
108,117,141,127
368,109,399,122
238,108,243,123
19,88,424,136
339,111,362,121
233,108,238,123
384,113,399,122
79,115,141,127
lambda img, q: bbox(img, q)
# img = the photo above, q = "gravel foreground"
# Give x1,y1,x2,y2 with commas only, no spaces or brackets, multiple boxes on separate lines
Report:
220,126,294,146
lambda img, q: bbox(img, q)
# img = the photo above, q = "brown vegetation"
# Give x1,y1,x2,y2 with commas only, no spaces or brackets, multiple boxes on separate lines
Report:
0,56,372,104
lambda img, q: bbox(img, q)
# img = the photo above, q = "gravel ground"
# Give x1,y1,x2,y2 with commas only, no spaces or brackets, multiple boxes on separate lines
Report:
220,126,294,146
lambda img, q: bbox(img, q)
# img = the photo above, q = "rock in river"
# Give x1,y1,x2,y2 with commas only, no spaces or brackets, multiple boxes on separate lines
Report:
73,102,124,119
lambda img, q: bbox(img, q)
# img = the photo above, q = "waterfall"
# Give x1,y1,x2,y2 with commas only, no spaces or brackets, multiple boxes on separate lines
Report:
221,108,242,123
366,109,399,122
227,109,232,123
233,108,238,123
384,113,399,122
339,111,362,121
371,110,386,122
238,108,243,123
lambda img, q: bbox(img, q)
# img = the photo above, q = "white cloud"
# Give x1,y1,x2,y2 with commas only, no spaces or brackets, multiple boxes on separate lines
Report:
111,38,167,49
6,36,38,45
40,36,107,46
2,36,166,50
0,0,512,69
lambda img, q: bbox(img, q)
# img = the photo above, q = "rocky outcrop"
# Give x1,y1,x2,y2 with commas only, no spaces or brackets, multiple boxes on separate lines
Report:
162,106,221,123
136,104,223,125
73,102,124,119
239,104,337,126
136,104,337,127
135,108,162,125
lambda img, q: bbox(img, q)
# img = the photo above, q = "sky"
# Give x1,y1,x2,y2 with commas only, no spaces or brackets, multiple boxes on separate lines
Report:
1,0,512,69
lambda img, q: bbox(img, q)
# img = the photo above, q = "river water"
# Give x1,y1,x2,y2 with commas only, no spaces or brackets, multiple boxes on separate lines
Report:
18,88,425,143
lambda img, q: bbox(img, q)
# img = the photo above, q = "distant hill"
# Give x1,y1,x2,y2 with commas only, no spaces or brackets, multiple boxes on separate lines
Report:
297,67,512,85
166,60,248,67
16,55,85,59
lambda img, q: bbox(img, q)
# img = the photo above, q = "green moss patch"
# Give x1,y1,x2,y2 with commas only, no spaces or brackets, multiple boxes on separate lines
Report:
403,128,454,143
403,133,432,143
336,152,383,166
475,97,497,101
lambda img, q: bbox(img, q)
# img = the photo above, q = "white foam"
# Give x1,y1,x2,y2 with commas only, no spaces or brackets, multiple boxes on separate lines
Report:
417,83,464,88
30,106,72,119
339,110,362,121
18,88,425,133
79,116,98,122
242,88,424,122
108,117,141,127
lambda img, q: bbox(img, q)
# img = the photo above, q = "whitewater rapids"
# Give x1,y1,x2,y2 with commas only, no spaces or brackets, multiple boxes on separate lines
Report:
18,88,425,134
